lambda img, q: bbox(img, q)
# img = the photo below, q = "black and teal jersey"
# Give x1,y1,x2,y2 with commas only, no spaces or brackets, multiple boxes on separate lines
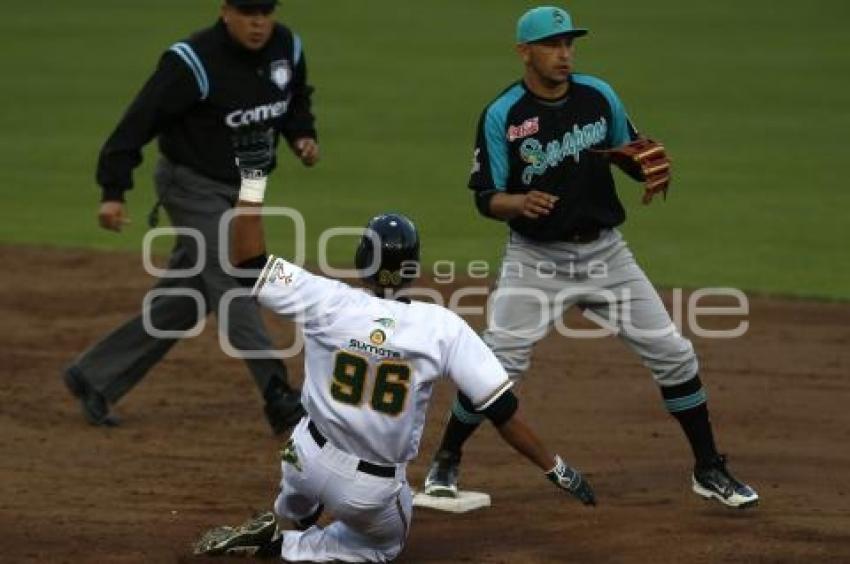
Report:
469,74,638,241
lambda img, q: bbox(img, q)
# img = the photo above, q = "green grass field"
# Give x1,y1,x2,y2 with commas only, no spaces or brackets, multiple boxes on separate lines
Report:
1,0,847,298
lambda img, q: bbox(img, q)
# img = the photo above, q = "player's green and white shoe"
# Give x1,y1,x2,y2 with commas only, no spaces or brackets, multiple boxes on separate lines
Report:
692,455,759,509
193,511,282,557
423,450,461,498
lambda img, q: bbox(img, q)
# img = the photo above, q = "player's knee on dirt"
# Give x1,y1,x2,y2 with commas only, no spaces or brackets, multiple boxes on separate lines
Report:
274,490,318,524
329,491,410,552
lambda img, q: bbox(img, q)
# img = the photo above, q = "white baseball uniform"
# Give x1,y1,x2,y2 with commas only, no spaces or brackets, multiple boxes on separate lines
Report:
253,256,512,562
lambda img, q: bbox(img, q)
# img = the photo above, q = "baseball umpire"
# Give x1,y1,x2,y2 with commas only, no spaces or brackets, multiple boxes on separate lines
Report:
63,0,315,433
190,132,595,561
423,5,759,508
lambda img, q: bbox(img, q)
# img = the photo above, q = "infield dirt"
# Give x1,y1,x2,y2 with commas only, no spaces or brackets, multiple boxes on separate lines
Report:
2,245,849,563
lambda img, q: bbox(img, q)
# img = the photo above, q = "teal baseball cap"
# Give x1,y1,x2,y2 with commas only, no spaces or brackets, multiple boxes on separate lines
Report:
516,6,588,44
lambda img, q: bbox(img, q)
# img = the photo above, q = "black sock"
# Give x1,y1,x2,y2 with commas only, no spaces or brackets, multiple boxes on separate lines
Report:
661,375,719,466
438,412,482,457
672,403,719,466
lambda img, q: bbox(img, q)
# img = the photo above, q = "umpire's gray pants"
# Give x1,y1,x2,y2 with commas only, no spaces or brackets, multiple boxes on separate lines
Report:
73,157,287,404
483,229,698,387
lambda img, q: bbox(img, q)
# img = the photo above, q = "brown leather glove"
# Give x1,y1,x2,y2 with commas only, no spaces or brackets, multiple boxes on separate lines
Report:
597,138,671,204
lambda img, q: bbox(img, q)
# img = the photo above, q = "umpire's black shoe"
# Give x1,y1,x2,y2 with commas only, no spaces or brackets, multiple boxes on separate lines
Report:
692,454,758,508
264,390,305,435
63,367,119,427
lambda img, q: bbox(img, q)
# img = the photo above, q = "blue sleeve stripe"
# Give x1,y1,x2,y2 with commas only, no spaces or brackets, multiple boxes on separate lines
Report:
293,34,302,66
484,84,525,189
572,74,629,147
169,42,209,100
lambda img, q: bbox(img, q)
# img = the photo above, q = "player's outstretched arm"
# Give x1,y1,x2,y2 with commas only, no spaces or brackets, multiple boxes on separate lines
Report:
462,390,596,506
231,197,265,267
231,126,275,266
231,192,265,267
450,320,595,505
493,406,555,469
495,406,597,506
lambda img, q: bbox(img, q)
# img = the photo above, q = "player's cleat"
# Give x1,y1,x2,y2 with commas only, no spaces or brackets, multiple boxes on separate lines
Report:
64,367,119,427
692,454,759,509
264,389,305,435
423,450,461,498
193,511,282,557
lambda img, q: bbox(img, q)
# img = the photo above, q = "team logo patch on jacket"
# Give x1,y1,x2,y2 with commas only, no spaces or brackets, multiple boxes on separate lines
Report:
270,59,292,91
508,117,539,141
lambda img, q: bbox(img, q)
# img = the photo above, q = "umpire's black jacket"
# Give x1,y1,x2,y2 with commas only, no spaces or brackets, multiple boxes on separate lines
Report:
96,19,316,201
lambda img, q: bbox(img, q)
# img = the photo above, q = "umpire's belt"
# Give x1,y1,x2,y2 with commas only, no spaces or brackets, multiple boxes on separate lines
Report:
307,420,396,479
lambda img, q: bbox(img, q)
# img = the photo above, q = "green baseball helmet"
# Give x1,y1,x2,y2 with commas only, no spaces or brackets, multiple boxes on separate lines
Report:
516,6,588,44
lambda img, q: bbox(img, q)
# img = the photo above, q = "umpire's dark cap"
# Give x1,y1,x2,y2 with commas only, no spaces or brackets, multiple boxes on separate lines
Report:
226,0,279,8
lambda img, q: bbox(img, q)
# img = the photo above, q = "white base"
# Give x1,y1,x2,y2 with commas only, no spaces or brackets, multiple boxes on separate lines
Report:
412,490,491,513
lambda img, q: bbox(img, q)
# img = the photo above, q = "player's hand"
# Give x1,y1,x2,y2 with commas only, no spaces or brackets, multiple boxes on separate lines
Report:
546,455,596,506
98,201,130,232
520,190,559,219
292,137,319,167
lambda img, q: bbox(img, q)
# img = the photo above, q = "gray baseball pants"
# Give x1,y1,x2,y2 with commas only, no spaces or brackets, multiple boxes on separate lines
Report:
483,229,698,386
72,157,286,404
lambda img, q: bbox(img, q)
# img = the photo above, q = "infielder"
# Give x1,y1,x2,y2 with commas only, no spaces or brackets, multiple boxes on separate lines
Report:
64,0,313,433
191,130,596,562
423,6,758,509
